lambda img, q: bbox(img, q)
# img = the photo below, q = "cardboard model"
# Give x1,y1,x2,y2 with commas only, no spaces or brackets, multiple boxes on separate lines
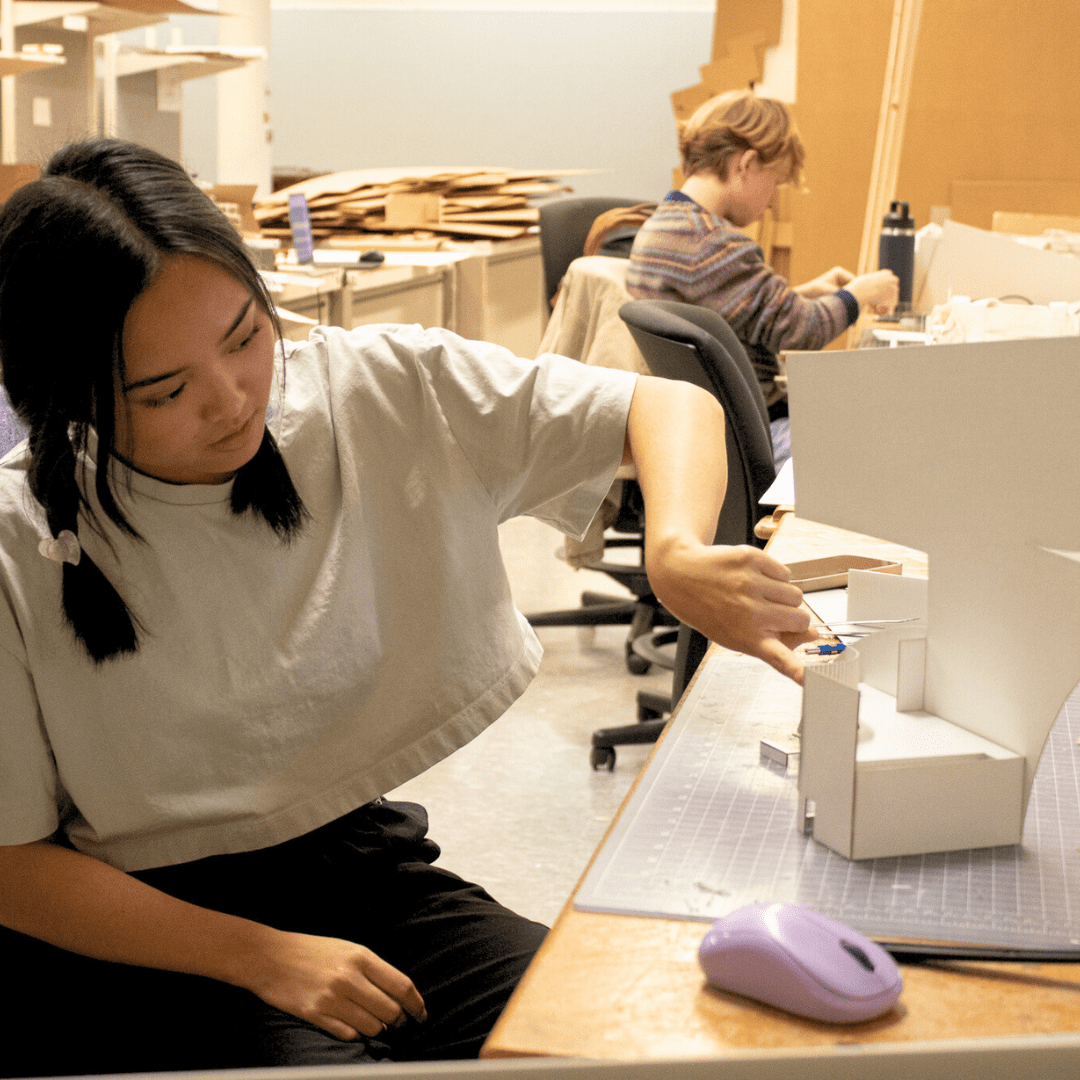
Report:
787,336,1080,859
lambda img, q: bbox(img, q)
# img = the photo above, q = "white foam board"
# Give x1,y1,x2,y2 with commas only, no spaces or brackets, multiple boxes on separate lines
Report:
922,218,1080,307
788,335,1080,856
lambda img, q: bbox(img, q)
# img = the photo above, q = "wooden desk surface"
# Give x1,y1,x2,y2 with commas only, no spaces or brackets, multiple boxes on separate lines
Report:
481,515,1080,1061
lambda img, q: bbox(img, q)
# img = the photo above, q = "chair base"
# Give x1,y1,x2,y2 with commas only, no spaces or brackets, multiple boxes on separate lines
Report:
589,624,710,769
590,716,668,771
526,590,677,676
526,593,639,627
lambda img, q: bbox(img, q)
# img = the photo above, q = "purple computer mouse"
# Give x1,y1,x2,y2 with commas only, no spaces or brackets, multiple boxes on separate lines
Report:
698,901,902,1023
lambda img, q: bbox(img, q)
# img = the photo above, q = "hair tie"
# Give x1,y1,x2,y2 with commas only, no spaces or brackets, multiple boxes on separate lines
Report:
38,529,81,567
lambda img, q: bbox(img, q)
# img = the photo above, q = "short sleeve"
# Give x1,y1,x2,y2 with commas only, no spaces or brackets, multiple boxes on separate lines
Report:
313,325,638,539
420,330,637,535
0,630,60,845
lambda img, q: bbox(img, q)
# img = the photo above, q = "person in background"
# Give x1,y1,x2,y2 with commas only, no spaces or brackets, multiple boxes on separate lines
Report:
626,89,899,465
0,139,817,1077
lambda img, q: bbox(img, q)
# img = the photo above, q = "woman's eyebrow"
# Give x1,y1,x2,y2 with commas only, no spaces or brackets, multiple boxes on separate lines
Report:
220,297,255,344
123,367,186,393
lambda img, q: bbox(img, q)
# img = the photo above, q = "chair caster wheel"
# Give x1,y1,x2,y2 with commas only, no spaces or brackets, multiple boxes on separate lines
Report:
626,653,651,675
591,746,616,771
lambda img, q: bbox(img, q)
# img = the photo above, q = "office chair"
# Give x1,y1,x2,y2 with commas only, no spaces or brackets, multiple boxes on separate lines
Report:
528,197,673,675
589,300,777,769
538,196,648,307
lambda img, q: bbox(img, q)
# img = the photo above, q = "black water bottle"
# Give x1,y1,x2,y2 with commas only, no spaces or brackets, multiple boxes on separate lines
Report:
878,200,915,313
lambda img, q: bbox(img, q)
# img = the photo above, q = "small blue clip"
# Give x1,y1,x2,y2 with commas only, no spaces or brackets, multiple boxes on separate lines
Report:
806,642,846,655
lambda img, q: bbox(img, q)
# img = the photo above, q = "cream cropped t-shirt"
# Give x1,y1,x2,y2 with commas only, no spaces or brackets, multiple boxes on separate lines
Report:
0,324,637,871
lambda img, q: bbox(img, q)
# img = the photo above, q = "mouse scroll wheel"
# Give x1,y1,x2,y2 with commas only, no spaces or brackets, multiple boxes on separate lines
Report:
841,940,875,971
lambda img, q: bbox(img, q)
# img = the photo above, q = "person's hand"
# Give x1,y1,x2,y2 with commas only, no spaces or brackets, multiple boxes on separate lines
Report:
245,930,427,1041
646,539,819,684
794,266,855,299
846,269,899,317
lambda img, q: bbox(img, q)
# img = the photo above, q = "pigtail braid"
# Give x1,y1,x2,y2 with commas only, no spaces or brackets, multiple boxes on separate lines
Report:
28,419,139,662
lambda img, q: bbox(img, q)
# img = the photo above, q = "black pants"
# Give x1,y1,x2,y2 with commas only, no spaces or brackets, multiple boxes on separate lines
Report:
1,801,547,1077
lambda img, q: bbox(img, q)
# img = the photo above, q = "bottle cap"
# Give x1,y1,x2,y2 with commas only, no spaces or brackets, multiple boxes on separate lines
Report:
882,200,915,230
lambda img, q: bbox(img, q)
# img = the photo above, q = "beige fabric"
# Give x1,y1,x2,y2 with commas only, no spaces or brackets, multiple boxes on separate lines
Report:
539,256,650,375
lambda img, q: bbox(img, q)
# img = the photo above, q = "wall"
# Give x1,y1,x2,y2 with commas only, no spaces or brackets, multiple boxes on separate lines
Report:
789,0,1080,289
258,1,715,200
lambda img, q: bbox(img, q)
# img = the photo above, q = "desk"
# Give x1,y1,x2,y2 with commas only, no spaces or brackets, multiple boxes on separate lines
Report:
266,236,544,356
444,235,544,357
266,261,457,341
482,514,1080,1062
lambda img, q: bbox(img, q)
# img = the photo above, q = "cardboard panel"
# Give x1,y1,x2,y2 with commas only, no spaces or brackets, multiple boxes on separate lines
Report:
992,211,1080,235
789,0,894,288
0,163,38,204
952,181,1080,231
899,2,1080,235
710,0,783,61
792,1,1080,291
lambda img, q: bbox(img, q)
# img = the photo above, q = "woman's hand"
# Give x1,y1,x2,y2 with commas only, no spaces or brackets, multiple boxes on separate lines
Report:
625,377,817,684
245,930,427,1041
645,536,818,684
0,840,426,1046
794,265,854,299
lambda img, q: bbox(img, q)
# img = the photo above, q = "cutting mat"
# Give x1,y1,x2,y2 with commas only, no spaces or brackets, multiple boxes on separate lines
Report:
575,651,1080,952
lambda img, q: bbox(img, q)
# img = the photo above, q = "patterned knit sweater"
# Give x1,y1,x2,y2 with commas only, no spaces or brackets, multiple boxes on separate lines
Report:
626,191,856,404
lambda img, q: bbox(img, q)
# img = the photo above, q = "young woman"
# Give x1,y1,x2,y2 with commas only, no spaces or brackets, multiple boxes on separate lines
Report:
0,139,815,1076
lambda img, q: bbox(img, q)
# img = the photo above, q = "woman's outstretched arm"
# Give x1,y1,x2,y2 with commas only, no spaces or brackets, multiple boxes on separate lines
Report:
623,375,817,684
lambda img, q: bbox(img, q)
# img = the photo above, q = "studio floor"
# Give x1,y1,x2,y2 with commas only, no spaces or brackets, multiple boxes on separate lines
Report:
390,514,670,928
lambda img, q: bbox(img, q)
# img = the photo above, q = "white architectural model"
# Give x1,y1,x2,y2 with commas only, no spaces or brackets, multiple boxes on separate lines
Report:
787,336,1080,859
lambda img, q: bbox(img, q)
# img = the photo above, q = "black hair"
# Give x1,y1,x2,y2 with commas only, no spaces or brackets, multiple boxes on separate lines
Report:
0,138,307,662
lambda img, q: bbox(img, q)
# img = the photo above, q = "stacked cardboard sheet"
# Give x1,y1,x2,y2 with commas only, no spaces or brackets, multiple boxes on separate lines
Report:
254,166,585,246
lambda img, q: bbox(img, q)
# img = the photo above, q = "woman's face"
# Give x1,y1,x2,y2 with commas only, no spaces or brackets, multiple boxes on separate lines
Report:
115,254,275,485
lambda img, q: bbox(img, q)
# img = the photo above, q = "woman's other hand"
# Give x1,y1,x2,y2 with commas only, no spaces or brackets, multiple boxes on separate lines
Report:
245,930,427,1041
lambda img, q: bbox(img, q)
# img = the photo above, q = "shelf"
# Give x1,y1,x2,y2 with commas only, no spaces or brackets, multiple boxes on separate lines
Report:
14,2,98,29
115,44,263,81
0,50,65,77
15,1,216,36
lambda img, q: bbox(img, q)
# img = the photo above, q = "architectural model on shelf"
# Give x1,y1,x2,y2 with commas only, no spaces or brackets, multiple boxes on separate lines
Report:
788,336,1080,860
2,0,265,179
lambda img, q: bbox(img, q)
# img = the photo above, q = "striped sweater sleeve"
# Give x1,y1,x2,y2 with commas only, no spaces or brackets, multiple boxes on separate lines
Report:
626,198,851,354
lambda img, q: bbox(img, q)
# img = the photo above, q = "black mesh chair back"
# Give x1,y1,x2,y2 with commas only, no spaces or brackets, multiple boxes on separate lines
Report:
618,300,776,550
538,196,647,306
588,300,778,768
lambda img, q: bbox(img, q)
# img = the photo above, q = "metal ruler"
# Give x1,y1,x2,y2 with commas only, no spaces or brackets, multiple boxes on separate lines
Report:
576,651,1080,952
